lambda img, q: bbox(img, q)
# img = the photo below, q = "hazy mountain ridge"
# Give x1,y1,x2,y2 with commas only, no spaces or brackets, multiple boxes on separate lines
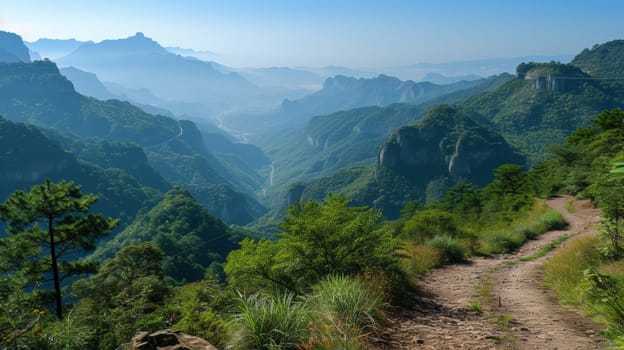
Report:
0,31,30,63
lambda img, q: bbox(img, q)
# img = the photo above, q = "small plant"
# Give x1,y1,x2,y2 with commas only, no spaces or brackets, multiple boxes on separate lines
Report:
468,300,483,314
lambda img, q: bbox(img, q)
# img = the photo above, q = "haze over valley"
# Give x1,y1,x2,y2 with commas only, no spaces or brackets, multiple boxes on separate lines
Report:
2,1,624,348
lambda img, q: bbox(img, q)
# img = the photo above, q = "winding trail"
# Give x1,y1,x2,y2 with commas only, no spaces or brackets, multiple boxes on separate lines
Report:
378,196,611,349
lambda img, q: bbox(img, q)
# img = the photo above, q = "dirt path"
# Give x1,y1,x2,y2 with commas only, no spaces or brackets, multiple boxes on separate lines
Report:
378,196,610,349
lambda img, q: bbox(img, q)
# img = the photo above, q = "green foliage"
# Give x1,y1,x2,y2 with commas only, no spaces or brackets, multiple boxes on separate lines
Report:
582,267,624,337
464,63,624,161
0,179,118,318
95,188,238,283
468,300,483,314
71,243,168,349
572,40,624,82
163,280,233,348
308,275,384,332
227,195,404,294
235,292,310,350
304,275,384,350
402,209,460,243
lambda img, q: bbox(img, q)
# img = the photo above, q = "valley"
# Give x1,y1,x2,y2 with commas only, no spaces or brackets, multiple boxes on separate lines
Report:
1,5,624,348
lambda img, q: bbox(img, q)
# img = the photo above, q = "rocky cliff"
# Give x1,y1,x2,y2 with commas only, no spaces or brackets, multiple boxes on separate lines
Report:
377,105,525,187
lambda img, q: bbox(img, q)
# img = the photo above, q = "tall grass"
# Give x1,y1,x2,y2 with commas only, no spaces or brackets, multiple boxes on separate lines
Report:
402,243,441,275
478,210,567,254
542,236,601,305
303,275,384,350
235,293,310,350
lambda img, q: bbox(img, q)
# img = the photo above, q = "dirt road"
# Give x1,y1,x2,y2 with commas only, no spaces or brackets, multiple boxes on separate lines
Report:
379,196,610,349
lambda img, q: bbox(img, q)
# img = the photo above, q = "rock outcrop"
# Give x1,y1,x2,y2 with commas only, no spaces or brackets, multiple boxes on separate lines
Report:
131,329,218,350
377,105,525,187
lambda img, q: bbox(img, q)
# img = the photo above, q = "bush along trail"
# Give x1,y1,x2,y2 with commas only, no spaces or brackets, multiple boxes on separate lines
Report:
381,196,610,349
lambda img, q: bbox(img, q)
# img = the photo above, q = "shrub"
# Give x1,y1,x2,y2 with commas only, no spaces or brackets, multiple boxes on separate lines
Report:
426,235,467,264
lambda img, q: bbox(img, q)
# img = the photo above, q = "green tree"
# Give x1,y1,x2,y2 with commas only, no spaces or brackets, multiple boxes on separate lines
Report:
226,195,404,293
0,179,118,318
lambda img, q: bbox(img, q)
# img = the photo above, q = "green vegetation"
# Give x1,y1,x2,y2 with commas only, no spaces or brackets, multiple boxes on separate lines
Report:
0,61,180,146
226,195,404,294
464,63,624,161
572,40,624,82
0,179,118,318
95,188,240,283
519,233,570,262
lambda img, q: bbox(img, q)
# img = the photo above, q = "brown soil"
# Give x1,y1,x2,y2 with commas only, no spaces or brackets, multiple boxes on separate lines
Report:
377,196,611,350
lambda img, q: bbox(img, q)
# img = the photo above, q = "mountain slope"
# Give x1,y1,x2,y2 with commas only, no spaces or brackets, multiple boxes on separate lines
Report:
93,188,243,282
0,116,162,226
463,62,624,159
572,39,624,81
279,105,525,219
60,66,116,100
0,60,180,145
0,31,30,63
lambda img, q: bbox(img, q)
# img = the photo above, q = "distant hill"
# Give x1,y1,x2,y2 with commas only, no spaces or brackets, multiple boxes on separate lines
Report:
25,38,88,60
0,31,30,62
239,66,324,89
422,72,482,84
572,39,624,82
277,105,525,219
56,32,259,113
60,66,116,100
224,73,507,138
280,74,487,120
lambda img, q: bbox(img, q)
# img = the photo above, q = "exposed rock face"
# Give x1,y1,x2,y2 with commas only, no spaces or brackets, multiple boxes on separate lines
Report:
131,329,218,350
0,31,30,63
517,62,587,93
377,105,524,187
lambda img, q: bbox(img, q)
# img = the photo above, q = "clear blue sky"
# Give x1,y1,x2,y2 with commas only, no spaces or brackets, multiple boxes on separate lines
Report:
1,0,622,68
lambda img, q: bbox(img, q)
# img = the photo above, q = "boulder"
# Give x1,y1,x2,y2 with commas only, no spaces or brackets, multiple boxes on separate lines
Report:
131,329,218,350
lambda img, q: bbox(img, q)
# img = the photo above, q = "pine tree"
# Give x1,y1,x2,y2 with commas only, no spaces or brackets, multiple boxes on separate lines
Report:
0,179,118,318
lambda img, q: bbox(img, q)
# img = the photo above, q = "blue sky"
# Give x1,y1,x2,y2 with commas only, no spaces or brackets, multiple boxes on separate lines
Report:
1,0,622,67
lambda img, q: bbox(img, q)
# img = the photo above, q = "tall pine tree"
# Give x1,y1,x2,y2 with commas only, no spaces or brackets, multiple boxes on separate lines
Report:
0,179,118,318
